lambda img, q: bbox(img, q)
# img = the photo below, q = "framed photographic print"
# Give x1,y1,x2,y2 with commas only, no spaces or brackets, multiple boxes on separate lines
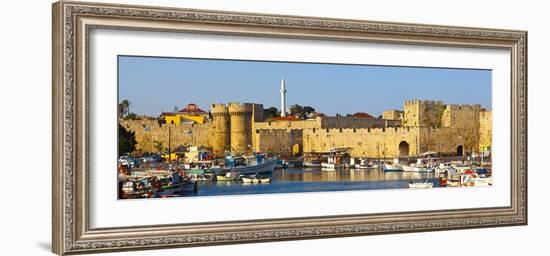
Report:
52,1,527,255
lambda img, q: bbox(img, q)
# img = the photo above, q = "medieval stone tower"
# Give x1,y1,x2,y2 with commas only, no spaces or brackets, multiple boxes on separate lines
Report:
210,103,230,153
228,103,253,154
403,100,445,127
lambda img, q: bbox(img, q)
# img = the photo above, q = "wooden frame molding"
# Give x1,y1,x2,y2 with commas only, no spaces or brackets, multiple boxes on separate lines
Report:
52,1,527,255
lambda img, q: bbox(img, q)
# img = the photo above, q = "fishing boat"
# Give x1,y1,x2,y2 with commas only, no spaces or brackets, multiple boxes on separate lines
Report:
409,180,434,189
403,154,438,172
233,157,277,174
224,154,277,175
356,159,374,169
158,181,197,196
275,159,288,169
383,158,403,172
155,171,198,196
321,148,352,170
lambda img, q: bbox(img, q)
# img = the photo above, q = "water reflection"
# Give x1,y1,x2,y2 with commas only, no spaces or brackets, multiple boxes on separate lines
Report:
274,168,435,183
192,168,439,197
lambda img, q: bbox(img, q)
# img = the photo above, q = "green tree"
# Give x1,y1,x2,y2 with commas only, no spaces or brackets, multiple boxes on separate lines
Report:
117,103,124,119
302,106,315,116
263,107,279,118
118,124,137,156
120,99,130,117
124,113,139,120
289,104,303,116
290,104,315,119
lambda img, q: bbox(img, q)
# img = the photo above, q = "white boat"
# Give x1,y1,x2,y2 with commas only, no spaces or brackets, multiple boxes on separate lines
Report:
402,165,415,172
403,157,438,172
303,160,322,168
231,157,277,175
321,162,342,170
413,166,434,172
452,163,472,173
409,180,434,189
216,172,240,181
321,147,352,170
242,177,271,184
383,164,403,172
383,158,403,172
356,159,374,169
435,163,459,176
460,174,493,187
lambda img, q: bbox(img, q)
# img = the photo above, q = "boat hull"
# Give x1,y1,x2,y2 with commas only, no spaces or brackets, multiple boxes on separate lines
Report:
242,177,271,184
158,182,197,196
321,163,342,170
383,165,403,172
303,162,322,168
215,175,238,181
232,158,277,175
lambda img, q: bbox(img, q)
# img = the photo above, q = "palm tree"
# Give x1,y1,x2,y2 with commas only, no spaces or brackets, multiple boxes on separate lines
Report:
117,103,124,119
121,100,130,117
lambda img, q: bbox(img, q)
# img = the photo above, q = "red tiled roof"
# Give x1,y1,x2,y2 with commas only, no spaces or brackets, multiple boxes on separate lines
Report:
179,103,207,114
161,112,175,116
352,112,374,119
271,116,300,121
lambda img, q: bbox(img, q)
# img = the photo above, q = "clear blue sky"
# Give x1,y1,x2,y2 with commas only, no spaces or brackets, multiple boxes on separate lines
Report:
118,56,491,117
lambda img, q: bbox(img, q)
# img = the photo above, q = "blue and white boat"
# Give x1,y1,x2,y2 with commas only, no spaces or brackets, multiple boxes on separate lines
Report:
211,154,277,175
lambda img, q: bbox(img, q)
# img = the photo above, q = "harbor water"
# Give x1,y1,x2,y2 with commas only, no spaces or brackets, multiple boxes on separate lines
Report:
185,168,440,197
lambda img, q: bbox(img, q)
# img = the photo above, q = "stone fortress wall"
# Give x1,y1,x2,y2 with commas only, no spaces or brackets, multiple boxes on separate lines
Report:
478,110,493,151
122,99,492,158
120,119,211,153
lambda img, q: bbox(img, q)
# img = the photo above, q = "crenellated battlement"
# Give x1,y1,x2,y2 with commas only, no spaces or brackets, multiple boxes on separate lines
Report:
444,104,482,111
228,102,253,115
210,103,229,115
404,99,444,106
304,126,419,135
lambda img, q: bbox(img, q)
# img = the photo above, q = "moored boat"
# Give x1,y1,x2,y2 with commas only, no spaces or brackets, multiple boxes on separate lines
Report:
356,159,374,169
216,172,240,181
232,157,277,175
383,164,403,172
275,159,288,169
409,180,434,189
303,160,322,168
242,177,271,184
159,181,197,196
321,162,343,170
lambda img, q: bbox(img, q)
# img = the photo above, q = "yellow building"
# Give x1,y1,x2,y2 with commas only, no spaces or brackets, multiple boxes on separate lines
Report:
161,103,209,126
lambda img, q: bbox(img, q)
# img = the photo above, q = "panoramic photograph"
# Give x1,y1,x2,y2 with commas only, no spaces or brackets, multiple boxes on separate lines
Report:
117,56,493,199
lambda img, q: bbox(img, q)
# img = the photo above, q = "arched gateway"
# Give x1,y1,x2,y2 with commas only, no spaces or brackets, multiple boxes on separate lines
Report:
398,141,410,156
457,145,464,156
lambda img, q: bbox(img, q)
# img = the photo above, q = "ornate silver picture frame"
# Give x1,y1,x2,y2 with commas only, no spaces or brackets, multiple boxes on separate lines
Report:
52,1,527,255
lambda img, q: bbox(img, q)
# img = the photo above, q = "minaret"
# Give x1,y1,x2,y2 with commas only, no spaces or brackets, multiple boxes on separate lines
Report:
280,77,286,117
